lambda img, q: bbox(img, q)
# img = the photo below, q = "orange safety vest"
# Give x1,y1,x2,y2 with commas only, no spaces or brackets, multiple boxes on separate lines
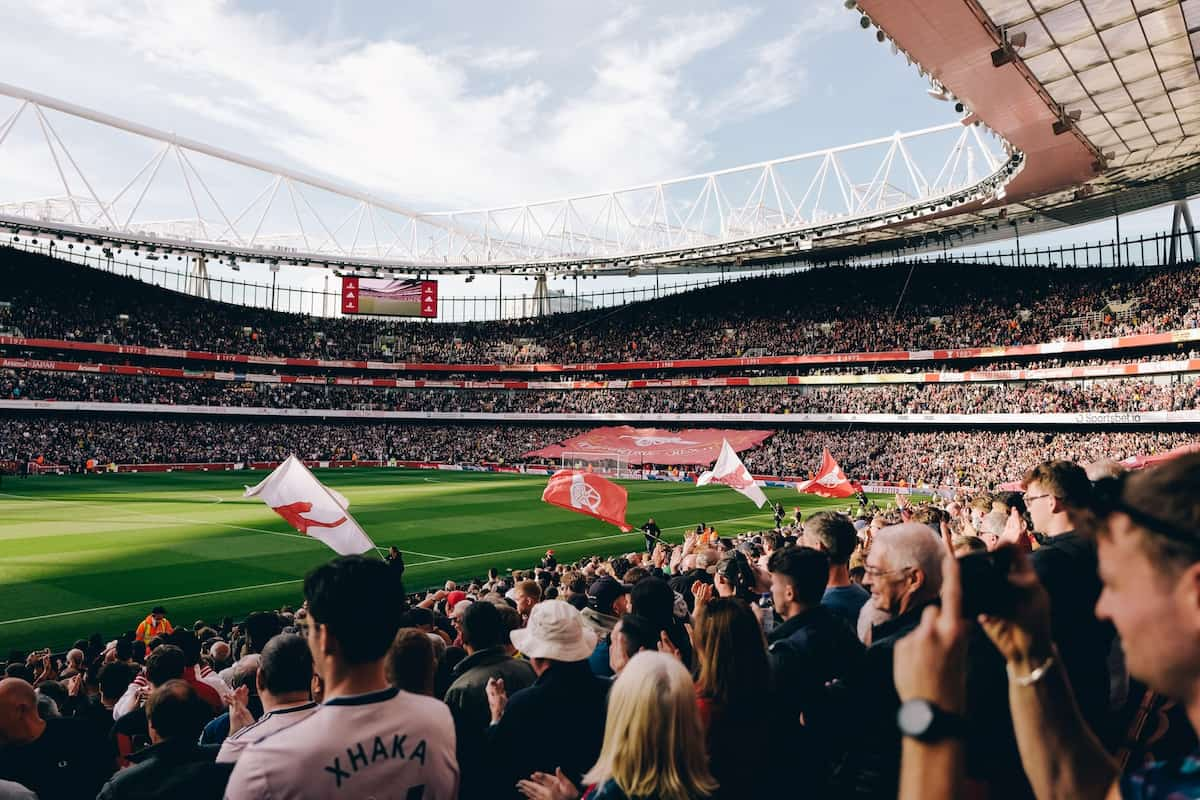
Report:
135,615,174,643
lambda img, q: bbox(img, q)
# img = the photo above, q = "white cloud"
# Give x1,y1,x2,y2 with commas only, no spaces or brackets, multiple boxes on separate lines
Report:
595,6,644,41
705,5,848,122
466,46,539,72
0,0,823,215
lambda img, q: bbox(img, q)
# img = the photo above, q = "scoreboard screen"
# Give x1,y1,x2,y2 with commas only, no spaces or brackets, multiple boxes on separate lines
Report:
341,278,437,318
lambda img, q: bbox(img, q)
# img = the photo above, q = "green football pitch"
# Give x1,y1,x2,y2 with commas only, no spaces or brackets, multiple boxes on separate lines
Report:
0,469,878,652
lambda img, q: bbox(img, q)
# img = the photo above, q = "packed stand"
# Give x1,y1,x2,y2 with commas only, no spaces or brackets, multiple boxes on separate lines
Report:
3,415,1197,488
4,368,1199,417
4,247,1200,364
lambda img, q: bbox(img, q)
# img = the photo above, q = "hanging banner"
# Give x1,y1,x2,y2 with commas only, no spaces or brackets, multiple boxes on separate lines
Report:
524,426,775,465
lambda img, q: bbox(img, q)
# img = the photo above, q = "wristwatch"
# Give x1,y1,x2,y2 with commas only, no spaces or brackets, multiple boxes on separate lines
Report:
897,699,967,743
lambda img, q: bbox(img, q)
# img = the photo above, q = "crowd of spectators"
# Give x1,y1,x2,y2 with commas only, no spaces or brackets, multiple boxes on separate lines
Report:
5,368,1199,417
0,417,580,468
2,414,1196,488
5,454,1200,800
4,246,1200,364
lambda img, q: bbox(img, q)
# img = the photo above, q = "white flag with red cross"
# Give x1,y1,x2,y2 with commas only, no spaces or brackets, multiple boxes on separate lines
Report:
244,455,377,555
696,439,769,508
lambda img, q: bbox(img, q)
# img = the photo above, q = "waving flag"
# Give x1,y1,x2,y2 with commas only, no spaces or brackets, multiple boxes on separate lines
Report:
244,455,377,555
542,470,632,532
797,449,857,498
696,439,768,508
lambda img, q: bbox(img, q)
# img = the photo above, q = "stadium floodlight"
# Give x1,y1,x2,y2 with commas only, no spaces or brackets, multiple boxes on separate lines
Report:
860,14,872,28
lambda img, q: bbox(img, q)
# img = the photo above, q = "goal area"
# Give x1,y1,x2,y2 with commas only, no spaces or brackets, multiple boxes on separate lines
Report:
559,451,633,480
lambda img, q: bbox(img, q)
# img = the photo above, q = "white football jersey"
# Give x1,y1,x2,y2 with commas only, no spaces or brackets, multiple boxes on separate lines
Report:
215,701,319,764
224,687,458,799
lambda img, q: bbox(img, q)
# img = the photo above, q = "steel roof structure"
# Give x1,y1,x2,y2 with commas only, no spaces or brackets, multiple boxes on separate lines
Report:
0,0,1196,276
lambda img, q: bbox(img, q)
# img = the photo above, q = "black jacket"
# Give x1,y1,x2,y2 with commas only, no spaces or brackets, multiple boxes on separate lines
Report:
1032,531,1118,744
95,739,231,800
838,600,1032,800
488,659,609,798
768,605,865,744
444,648,537,800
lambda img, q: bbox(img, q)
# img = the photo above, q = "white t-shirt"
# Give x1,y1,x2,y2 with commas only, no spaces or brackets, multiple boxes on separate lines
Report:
215,701,320,764
224,686,458,799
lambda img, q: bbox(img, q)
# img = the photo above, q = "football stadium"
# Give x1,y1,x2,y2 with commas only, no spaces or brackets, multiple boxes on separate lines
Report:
1,0,1200,798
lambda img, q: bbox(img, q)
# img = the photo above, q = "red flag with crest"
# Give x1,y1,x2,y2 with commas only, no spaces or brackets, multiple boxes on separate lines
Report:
542,470,633,532
796,449,857,498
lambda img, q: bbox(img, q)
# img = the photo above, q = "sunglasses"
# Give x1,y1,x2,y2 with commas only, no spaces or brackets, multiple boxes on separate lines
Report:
1089,475,1195,547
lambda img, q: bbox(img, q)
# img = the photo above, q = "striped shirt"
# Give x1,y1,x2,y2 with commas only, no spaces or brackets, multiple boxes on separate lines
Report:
215,702,319,764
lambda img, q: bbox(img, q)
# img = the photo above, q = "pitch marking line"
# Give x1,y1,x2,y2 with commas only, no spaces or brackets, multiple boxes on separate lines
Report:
0,492,359,550
0,510,777,626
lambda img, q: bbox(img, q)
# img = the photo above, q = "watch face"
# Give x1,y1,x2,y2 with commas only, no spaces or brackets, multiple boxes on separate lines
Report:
898,699,935,736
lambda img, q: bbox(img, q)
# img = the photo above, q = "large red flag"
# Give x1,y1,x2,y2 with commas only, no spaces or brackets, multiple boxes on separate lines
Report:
796,449,857,498
542,470,633,532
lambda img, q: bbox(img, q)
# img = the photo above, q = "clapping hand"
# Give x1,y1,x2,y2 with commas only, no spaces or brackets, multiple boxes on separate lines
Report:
516,768,579,800
227,685,254,735
657,630,682,660
486,677,508,724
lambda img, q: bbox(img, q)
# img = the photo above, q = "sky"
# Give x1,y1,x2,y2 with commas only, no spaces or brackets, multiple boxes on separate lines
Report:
0,0,1195,318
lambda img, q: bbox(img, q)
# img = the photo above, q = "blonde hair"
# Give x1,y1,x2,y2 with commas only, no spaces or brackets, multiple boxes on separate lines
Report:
583,651,717,800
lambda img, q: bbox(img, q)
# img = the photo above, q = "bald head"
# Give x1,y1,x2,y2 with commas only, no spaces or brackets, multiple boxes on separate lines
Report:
209,640,231,665
0,678,44,745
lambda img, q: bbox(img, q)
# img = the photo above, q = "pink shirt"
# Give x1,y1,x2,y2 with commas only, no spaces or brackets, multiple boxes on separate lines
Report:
224,687,458,799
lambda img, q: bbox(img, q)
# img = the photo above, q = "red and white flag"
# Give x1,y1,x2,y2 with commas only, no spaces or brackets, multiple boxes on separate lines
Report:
244,455,377,556
696,439,769,508
542,470,632,532
796,449,857,498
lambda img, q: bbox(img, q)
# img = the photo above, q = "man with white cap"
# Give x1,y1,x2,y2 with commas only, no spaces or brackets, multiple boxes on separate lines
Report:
484,600,609,798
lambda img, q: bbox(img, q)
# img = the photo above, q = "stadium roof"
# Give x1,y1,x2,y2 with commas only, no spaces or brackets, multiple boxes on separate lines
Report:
0,2,1196,275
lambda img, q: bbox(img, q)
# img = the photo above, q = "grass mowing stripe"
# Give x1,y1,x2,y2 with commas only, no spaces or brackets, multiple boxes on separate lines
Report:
0,469,878,650
0,510,778,626
0,491,331,548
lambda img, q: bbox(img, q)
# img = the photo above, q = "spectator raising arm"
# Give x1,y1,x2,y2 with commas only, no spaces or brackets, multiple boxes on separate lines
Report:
978,547,1118,800
894,548,969,800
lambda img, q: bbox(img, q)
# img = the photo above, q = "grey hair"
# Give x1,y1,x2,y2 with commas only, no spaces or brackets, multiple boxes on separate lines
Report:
874,523,945,595
980,511,1008,537
230,654,261,690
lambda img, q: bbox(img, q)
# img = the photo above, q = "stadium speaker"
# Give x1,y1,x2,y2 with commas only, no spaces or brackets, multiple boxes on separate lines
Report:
990,46,1014,67
859,15,871,28
1051,119,1071,136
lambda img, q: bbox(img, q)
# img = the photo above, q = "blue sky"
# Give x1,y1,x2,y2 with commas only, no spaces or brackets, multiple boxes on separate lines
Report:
0,0,1194,314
